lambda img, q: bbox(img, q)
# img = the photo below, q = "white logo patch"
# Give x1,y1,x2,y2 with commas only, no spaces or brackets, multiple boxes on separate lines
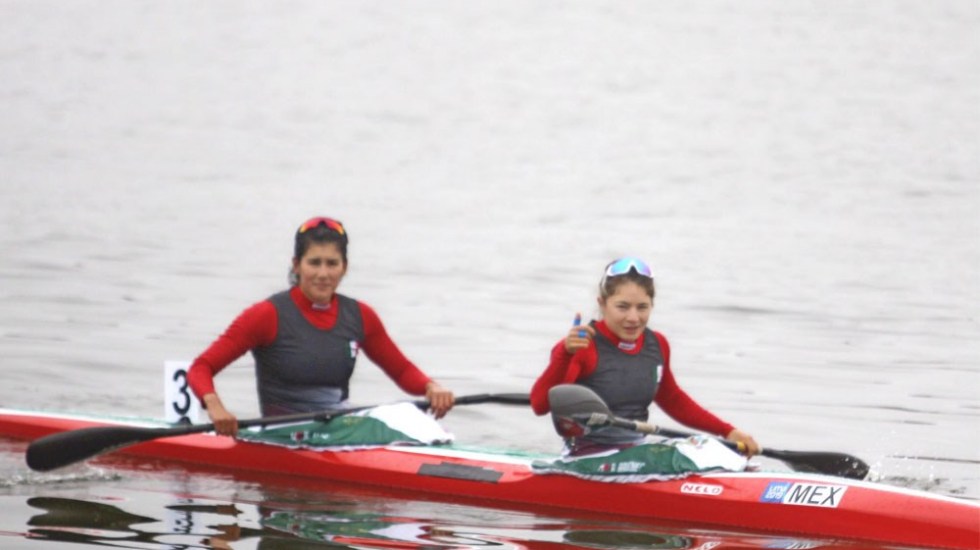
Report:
681,482,723,496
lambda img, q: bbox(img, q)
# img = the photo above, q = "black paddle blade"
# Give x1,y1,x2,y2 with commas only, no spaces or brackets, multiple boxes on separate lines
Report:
26,425,192,472
764,448,871,480
548,384,611,417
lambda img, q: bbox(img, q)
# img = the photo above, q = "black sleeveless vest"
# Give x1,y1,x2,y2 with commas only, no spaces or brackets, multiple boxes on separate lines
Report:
576,324,664,447
252,291,365,415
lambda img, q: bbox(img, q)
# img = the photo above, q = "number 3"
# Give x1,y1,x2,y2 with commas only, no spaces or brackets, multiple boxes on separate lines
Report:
171,368,191,416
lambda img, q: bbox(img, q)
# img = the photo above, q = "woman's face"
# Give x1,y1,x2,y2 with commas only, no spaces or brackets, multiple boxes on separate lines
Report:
598,280,653,342
293,242,347,305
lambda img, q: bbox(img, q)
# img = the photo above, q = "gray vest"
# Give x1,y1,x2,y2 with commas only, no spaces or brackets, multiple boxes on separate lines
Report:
252,291,365,415
576,325,663,448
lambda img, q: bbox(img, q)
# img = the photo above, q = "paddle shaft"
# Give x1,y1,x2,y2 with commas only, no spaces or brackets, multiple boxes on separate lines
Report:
654,424,870,479
547,384,870,480
26,393,530,472
595,416,769,458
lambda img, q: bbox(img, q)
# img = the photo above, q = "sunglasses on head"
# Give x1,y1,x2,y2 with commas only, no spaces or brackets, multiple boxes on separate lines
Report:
297,217,346,236
604,257,653,279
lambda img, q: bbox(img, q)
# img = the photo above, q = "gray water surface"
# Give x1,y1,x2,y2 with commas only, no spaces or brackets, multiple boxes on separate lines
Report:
1,1,977,548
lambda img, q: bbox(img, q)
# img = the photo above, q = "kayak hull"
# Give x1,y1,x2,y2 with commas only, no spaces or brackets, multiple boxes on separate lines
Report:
1,409,977,549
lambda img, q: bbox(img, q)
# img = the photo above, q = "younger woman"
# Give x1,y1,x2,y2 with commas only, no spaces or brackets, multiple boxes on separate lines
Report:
530,257,758,456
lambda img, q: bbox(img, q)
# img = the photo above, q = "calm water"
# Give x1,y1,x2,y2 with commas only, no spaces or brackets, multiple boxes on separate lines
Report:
1,1,978,548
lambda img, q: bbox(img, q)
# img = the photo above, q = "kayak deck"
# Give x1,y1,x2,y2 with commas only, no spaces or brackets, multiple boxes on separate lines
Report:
0,408,977,550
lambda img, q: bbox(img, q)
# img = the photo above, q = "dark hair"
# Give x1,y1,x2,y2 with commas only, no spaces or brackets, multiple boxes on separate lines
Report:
599,270,655,300
294,223,349,263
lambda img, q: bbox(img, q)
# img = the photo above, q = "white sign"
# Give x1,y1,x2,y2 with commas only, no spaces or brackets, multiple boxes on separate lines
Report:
164,360,201,424
761,481,847,508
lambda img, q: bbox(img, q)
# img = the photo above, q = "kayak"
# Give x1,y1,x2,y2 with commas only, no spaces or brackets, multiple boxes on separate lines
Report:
1,407,977,550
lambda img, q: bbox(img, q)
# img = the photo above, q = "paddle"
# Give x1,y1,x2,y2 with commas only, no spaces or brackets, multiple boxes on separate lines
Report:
547,384,870,480
25,392,531,472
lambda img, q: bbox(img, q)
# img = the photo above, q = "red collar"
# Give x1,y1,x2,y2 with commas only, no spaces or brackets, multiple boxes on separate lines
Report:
595,319,645,354
290,286,337,313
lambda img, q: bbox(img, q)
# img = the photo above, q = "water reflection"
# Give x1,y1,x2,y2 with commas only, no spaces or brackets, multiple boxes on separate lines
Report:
27,496,335,549
23,494,888,550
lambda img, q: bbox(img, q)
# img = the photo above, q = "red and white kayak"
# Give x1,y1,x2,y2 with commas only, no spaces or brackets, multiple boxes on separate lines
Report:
1,408,977,550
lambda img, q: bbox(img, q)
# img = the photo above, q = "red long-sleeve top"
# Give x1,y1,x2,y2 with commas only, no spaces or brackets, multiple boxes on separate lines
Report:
188,286,432,401
529,320,734,437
